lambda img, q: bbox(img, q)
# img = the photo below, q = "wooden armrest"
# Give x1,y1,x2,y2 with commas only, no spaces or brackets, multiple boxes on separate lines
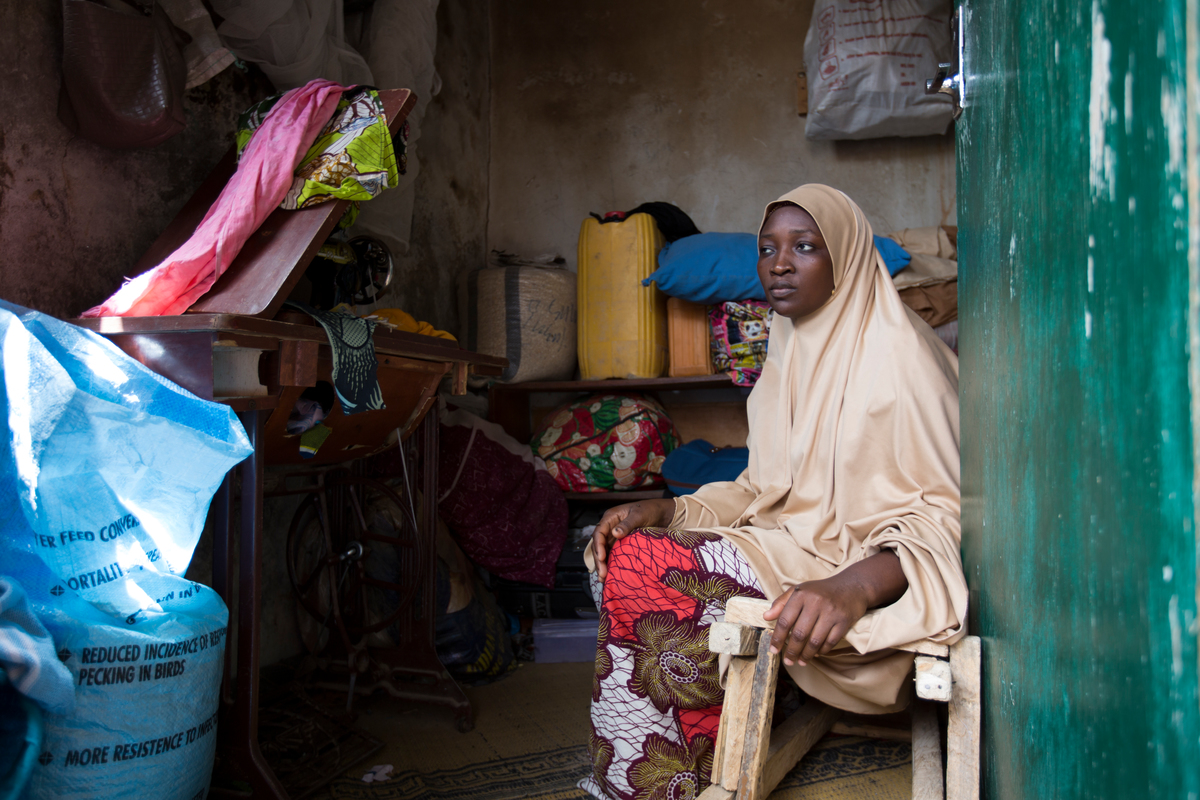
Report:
723,596,952,658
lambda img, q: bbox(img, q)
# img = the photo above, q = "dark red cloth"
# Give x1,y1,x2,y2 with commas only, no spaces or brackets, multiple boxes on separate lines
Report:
436,423,567,588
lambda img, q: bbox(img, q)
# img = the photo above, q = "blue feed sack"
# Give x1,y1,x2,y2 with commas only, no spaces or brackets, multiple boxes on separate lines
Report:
0,300,252,799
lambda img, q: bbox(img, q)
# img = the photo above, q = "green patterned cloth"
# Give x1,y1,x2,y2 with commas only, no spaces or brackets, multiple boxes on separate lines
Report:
236,86,405,211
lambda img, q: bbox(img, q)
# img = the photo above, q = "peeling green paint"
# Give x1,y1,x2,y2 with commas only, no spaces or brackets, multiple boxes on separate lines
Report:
958,0,1200,796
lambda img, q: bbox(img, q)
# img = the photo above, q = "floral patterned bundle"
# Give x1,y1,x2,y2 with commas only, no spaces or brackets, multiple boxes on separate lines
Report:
236,86,404,215
531,394,680,492
709,300,774,387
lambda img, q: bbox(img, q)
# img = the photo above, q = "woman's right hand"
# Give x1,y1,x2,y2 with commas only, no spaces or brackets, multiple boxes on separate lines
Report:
591,498,677,582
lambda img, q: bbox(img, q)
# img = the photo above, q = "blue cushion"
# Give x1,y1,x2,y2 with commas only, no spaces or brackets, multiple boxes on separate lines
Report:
643,233,912,304
874,235,912,276
644,233,762,304
661,439,750,496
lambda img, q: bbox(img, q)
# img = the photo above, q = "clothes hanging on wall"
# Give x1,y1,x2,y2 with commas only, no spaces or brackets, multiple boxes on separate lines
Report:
209,0,374,90
351,0,442,258
158,0,235,88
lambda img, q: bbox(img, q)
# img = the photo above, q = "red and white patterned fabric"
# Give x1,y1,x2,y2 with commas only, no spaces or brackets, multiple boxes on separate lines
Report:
580,528,766,800
532,394,679,493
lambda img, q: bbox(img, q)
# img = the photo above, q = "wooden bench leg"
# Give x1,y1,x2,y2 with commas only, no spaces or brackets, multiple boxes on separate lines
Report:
720,599,984,800
739,631,783,800
705,606,839,800
911,700,944,800
714,647,759,789
946,636,981,800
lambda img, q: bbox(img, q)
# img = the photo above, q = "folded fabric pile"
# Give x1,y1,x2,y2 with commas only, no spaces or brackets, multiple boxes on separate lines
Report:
886,225,959,329
84,80,403,318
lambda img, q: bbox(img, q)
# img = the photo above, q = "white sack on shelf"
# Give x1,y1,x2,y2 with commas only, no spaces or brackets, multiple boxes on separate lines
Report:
459,260,577,384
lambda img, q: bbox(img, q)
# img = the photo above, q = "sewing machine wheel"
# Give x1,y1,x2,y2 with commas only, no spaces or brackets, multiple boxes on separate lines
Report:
286,474,423,654
347,236,393,305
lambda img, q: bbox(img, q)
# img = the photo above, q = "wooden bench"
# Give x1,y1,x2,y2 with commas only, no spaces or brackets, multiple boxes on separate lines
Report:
701,596,981,800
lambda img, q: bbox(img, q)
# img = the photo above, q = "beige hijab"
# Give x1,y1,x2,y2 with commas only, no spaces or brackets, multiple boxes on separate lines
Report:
673,184,968,714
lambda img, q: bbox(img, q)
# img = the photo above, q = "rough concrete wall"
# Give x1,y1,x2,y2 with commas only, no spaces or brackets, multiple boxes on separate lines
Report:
0,2,273,318
488,0,956,262
382,0,491,335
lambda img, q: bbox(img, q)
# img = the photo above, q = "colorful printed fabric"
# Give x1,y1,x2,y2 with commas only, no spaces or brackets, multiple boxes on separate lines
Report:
532,394,680,492
581,528,766,800
237,86,404,211
709,301,774,387
83,79,349,317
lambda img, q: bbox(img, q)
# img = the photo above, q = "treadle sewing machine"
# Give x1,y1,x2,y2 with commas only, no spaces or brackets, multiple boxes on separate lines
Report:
75,89,506,799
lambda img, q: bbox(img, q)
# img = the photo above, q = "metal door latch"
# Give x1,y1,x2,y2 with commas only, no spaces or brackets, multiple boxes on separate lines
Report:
926,9,965,119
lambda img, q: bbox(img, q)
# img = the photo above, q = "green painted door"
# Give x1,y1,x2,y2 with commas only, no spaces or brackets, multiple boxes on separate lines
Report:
957,0,1200,796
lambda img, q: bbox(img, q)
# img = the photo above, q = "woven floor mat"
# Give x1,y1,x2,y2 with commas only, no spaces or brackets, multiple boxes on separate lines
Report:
309,662,912,800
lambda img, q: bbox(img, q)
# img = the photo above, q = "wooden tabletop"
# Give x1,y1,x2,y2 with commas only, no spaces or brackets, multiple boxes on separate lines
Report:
74,313,507,373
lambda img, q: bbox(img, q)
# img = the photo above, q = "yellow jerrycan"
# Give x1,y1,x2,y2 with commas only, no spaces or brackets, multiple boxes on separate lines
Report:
576,213,668,379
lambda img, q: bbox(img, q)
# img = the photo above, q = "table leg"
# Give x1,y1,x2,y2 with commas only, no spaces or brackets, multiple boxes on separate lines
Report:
364,407,473,731
212,474,235,714
419,409,473,732
216,409,288,799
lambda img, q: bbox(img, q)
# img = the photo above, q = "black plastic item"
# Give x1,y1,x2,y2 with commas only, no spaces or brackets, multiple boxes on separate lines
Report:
493,579,596,620
588,203,702,243
625,202,702,242
491,536,598,620
492,566,595,619
433,558,517,685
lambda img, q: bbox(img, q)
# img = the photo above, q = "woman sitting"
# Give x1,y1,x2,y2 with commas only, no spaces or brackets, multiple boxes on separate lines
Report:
581,184,968,800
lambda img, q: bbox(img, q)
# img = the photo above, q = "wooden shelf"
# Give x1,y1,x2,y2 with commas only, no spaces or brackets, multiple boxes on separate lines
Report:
491,373,734,393
563,489,667,502
489,372,741,445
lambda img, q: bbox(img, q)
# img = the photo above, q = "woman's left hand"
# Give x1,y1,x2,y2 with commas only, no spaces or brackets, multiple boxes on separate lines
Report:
762,575,869,666
761,550,909,666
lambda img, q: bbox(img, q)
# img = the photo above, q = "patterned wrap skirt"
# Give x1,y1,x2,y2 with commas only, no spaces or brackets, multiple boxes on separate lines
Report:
580,528,767,800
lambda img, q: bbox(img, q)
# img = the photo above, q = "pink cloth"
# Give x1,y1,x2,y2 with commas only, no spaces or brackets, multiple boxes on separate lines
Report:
83,80,348,318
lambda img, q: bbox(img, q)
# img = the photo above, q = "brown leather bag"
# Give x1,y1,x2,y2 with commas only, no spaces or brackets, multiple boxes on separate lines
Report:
58,0,187,149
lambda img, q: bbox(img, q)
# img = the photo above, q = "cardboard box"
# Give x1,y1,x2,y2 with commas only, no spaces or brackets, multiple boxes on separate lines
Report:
667,297,715,377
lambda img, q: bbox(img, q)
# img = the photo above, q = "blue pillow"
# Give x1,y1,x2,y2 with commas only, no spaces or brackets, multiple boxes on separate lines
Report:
644,233,761,304
874,235,912,276
643,232,911,304
661,439,750,496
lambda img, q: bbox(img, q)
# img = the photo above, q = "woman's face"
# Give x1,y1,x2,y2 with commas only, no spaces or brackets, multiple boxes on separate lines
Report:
757,204,836,321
